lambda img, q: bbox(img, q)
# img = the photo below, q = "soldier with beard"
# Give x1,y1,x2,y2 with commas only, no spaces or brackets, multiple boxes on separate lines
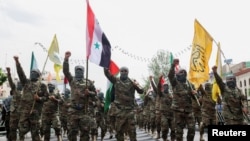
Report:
14,55,47,141
212,66,248,125
168,59,197,141
104,66,144,141
6,67,22,141
63,51,97,141
42,83,64,141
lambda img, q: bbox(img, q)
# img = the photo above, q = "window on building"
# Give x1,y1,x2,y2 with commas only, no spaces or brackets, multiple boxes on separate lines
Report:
245,88,247,96
240,81,242,87
244,80,246,87
249,78,250,86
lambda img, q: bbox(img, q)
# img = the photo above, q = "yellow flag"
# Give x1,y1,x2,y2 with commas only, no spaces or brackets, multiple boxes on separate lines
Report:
212,43,222,101
188,19,213,88
54,64,62,82
48,34,62,82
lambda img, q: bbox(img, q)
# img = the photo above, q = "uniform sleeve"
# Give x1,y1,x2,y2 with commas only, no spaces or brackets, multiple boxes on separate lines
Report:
63,59,73,82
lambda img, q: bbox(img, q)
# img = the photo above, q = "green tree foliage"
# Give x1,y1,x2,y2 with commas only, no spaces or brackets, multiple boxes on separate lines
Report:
0,68,7,86
140,49,173,99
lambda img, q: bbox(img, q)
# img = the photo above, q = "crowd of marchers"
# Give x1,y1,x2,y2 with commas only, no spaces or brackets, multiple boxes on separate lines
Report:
0,52,249,141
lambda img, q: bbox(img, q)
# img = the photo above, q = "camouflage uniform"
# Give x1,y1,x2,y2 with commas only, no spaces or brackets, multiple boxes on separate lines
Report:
213,71,248,125
41,87,63,141
135,105,144,129
191,94,202,126
168,64,196,141
95,92,107,140
144,91,156,135
154,94,161,138
60,91,71,137
106,102,116,139
88,95,98,140
104,68,144,141
142,95,151,133
150,76,176,141
63,58,96,141
197,84,216,141
7,71,22,141
15,59,46,141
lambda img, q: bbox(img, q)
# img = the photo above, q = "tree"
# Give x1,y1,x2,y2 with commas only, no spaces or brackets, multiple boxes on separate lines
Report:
140,49,173,99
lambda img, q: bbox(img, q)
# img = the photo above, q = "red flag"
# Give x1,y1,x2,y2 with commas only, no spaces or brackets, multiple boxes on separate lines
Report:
64,77,68,84
109,60,119,75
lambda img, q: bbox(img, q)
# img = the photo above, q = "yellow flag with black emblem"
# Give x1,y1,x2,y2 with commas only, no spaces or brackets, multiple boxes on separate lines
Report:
188,19,213,89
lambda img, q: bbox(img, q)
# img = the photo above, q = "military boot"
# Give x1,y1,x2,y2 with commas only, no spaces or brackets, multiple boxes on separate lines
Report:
199,123,205,141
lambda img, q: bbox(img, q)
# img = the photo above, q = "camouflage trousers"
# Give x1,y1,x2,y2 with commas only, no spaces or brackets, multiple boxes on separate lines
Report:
96,113,107,139
174,111,195,141
67,113,91,141
155,111,161,134
42,113,61,141
137,112,144,129
9,112,20,141
115,108,137,141
60,115,68,135
18,112,41,141
161,113,175,140
143,112,150,131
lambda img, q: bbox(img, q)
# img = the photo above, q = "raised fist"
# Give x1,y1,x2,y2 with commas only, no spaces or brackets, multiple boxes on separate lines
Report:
13,56,19,61
212,66,217,73
65,51,71,59
6,67,10,73
173,58,179,66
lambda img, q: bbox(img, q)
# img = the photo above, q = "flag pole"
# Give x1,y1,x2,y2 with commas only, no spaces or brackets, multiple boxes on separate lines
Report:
85,58,89,113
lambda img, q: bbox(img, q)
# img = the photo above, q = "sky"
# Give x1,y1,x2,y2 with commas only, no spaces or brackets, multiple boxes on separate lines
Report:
1,0,250,93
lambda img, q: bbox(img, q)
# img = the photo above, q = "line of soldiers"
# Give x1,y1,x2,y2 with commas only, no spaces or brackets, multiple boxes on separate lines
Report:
134,59,249,141
1,54,249,141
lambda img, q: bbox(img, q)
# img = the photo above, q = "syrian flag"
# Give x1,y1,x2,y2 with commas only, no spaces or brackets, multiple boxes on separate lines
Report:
86,0,111,68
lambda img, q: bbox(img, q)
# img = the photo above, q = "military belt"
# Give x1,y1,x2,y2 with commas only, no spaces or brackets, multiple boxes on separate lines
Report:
71,104,84,110
116,104,133,110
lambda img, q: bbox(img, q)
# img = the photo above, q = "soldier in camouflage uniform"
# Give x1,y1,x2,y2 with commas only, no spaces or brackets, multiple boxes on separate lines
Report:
150,75,176,141
42,83,64,141
168,59,197,141
95,90,107,141
14,56,47,141
197,83,216,141
6,67,22,141
212,66,248,125
60,88,71,137
104,66,144,141
63,51,97,141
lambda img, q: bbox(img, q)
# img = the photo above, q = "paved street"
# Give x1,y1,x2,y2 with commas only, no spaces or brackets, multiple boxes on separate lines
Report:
0,125,208,141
